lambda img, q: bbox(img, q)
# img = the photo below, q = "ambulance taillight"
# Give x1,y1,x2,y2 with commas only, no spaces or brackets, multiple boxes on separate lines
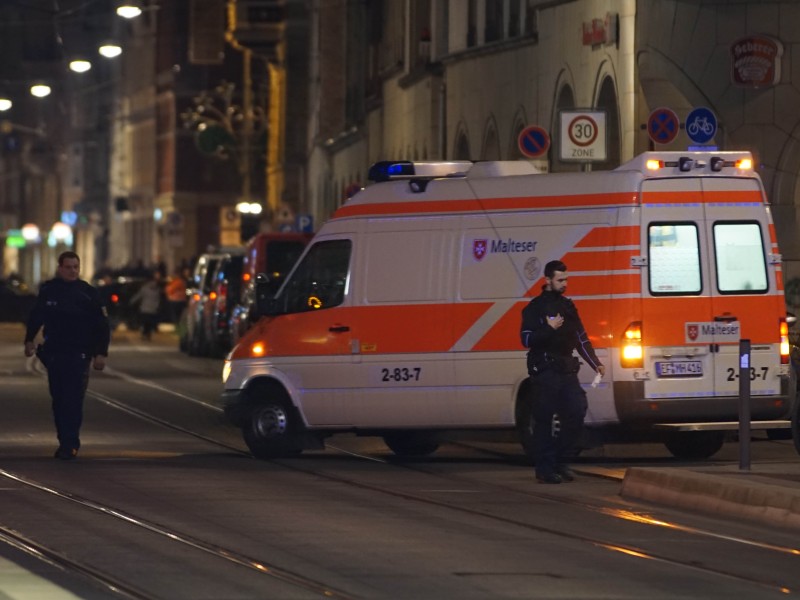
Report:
780,318,790,365
621,322,643,368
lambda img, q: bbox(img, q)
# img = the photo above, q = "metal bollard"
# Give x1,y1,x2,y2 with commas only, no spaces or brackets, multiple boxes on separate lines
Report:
739,338,751,471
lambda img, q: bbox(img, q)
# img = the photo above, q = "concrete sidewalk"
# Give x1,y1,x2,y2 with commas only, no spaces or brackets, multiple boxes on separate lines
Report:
620,461,800,531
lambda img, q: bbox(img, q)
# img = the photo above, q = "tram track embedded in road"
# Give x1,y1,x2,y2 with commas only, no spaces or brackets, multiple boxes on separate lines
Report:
0,468,356,599
42,365,800,595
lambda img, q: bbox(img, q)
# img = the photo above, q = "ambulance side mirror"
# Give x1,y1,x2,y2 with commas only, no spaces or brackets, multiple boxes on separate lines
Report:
254,273,277,316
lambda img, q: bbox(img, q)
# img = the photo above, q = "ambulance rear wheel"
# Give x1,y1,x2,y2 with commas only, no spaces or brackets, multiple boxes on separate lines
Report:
242,399,302,459
383,432,440,457
664,431,725,460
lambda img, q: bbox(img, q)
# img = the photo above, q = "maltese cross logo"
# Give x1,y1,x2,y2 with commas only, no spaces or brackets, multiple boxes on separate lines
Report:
473,239,488,261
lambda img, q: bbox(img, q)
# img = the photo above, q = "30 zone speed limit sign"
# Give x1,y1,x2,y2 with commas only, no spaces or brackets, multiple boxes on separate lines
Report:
559,110,607,162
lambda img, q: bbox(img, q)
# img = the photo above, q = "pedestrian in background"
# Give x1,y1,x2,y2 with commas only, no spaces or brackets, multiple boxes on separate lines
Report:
165,267,189,325
131,272,164,340
520,260,605,484
23,251,110,460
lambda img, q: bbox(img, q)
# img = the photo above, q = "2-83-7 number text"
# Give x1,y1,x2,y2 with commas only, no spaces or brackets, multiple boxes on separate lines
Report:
381,367,422,383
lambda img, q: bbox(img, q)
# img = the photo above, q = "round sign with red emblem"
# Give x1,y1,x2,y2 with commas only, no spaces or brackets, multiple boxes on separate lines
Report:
647,107,680,145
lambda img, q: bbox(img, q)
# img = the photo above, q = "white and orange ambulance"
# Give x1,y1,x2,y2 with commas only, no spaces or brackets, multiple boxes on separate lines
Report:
221,151,796,460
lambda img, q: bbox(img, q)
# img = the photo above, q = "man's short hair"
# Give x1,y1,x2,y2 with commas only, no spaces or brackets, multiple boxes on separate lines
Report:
544,260,567,278
58,251,80,266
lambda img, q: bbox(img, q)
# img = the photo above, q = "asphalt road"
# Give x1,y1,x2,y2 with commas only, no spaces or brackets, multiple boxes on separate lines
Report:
0,322,798,599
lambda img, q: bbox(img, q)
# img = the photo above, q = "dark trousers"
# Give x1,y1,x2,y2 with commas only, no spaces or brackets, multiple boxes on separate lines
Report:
140,313,159,338
529,369,588,475
47,352,91,450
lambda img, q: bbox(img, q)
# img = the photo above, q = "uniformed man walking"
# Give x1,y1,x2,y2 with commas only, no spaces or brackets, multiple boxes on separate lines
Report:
520,260,605,483
24,251,110,460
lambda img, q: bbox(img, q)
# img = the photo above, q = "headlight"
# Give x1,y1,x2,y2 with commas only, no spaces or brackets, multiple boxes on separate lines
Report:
222,360,232,383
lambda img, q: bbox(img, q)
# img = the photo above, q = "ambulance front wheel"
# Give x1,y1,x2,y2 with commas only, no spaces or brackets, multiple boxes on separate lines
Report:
242,398,302,459
383,432,440,457
664,431,725,460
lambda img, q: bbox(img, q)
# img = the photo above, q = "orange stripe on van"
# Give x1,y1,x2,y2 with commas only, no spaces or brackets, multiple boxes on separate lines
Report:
566,274,639,296
642,190,762,204
234,303,494,358
574,226,639,247
473,297,614,352
524,273,638,299
562,250,637,272
333,192,638,219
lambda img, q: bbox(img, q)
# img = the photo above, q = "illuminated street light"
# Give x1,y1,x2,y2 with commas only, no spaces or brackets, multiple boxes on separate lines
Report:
30,84,52,98
98,43,123,58
21,223,41,242
236,202,263,215
69,59,92,73
0,98,11,111
116,2,143,19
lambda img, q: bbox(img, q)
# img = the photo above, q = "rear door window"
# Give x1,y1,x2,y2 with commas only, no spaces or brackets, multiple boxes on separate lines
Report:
713,222,767,293
648,223,702,295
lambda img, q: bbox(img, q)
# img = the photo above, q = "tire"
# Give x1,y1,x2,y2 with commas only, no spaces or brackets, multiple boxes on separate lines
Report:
766,429,792,441
664,431,725,460
242,392,302,459
383,432,440,457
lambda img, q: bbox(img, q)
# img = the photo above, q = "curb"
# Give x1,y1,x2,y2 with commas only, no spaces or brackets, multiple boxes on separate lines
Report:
620,467,800,531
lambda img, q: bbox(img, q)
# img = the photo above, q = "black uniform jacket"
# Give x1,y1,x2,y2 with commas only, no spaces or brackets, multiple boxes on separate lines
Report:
25,278,111,356
520,288,602,374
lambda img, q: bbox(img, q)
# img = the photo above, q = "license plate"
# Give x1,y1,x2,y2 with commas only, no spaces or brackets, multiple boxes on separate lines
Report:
655,361,703,377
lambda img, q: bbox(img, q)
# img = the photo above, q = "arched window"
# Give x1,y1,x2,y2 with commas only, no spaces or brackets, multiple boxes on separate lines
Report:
595,75,621,170
482,120,501,160
453,131,471,160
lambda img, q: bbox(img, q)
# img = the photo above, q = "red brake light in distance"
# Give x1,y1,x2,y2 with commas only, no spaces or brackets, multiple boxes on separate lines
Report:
110,293,119,304
621,322,643,368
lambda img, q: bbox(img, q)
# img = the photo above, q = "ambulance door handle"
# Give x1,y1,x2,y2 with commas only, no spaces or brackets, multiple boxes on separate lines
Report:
714,313,737,323
329,325,350,333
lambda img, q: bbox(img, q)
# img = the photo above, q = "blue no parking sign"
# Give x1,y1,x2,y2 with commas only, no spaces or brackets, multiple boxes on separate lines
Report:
685,107,717,144
517,125,550,158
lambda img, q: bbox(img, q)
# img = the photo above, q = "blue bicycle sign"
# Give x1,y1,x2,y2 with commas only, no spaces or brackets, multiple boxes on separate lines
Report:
685,107,717,144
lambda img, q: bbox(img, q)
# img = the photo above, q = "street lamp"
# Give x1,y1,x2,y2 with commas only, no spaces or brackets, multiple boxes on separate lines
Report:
0,98,11,111
116,2,143,19
69,59,93,73
98,42,123,58
30,83,52,98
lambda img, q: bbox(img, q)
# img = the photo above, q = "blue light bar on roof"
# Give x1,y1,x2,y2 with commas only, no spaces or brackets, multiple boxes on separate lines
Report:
368,160,473,182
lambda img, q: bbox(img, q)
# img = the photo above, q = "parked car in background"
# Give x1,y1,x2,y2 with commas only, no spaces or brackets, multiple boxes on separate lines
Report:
200,250,245,357
180,250,232,355
0,276,36,323
228,232,311,348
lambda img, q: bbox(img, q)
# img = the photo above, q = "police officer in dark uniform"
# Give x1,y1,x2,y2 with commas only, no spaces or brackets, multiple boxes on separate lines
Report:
24,251,110,460
520,260,605,484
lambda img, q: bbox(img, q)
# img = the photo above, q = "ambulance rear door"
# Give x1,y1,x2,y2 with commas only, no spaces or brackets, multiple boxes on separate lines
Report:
641,177,780,401
700,177,781,399
641,178,716,401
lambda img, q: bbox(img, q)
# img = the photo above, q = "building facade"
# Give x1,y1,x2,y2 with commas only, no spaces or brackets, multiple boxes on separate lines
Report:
303,0,800,293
